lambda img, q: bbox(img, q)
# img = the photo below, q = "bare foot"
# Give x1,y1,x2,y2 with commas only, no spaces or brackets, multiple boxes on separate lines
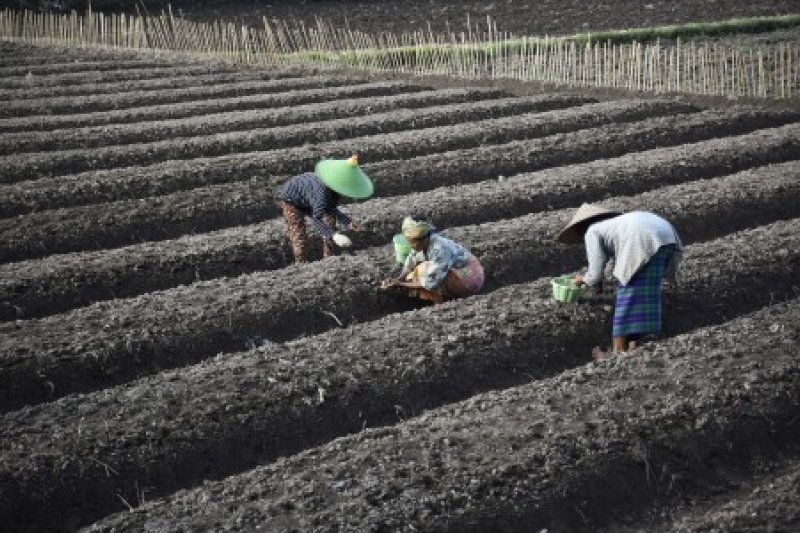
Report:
592,346,614,363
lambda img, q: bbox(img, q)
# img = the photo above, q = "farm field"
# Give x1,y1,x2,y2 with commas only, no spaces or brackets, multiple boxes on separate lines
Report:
166,0,800,37
1,4,800,530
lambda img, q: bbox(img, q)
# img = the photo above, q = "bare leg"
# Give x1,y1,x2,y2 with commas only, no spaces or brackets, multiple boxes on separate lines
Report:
613,336,629,352
594,336,638,362
613,336,639,352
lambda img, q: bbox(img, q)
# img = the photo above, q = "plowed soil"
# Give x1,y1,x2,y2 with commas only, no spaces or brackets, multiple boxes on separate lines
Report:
168,0,800,38
1,1,799,531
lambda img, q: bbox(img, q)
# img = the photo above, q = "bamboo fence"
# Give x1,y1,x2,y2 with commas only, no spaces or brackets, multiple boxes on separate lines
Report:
1,8,797,99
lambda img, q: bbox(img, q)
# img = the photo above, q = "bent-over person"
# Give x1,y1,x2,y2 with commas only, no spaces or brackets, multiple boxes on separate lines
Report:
381,216,484,305
557,203,683,360
277,154,372,263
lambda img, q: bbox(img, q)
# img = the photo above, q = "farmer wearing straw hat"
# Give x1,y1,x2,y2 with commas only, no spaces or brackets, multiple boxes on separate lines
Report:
278,154,373,263
380,216,484,305
557,203,683,360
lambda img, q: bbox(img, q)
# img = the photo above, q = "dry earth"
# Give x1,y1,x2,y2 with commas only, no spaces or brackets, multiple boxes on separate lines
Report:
169,0,800,37
1,1,799,531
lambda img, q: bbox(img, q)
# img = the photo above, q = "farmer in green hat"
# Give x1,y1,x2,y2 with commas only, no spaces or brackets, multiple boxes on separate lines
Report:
277,154,373,263
380,216,484,305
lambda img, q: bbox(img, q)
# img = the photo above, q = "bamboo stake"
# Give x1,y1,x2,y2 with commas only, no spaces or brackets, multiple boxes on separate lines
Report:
608,43,622,87
780,43,786,98
0,7,795,99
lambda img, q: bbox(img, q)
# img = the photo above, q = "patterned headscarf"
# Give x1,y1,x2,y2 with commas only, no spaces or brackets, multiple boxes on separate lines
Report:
401,216,435,240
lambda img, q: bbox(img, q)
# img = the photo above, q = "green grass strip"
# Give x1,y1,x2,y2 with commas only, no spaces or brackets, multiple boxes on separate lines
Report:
570,13,800,45
279,14,800,69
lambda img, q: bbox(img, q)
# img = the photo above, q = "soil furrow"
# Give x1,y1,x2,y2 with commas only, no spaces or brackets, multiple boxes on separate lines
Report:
2,105,792,221
0,74,375,119
0,98,690,183
0,64,246,89
0,68,314,103
660,463,800,532
0,42,177,66
0,59,195,78
81,296,800,533
2,141,799,321
0,88,519,155
0,94,579,158
0,51,151,68
361,107,800,197
0,106,794,262
2,244,797,530
1,96,708,217
0,174,797,412
0,78,426,134
2,28,799,533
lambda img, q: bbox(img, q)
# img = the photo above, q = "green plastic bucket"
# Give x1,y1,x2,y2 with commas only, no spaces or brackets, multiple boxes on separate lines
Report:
393,234,412,263
551,275,584,303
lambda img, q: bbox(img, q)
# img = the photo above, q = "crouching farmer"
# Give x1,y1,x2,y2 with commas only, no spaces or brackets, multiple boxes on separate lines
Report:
557,203,683,360
380,216,484,305
277,154,373,263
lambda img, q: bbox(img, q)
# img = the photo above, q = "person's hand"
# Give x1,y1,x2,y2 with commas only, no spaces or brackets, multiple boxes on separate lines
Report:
573,274,585,286
332,233,352,248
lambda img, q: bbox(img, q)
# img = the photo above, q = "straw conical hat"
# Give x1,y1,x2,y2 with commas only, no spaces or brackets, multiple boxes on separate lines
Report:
315,154,373,199
556,203,621,244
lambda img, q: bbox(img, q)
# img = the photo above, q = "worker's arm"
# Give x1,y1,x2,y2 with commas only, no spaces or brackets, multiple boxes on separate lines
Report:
575,229,607,287
327,206,352,229
381,251,418,289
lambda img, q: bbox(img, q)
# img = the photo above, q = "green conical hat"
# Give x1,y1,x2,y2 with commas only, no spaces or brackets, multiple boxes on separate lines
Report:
315,154,374,199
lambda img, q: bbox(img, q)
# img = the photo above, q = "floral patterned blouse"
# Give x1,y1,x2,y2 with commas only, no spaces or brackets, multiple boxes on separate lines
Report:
401,233,472,290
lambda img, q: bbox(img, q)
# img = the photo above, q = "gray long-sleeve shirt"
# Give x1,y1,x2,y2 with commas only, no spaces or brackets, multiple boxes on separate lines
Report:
584,211,683,286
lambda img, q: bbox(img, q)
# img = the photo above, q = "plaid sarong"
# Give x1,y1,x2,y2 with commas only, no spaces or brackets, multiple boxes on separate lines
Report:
612,245,675,338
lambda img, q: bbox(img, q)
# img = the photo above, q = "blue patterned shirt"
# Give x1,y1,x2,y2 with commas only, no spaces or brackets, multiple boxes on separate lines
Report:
402,233,472,290
279,172,352,239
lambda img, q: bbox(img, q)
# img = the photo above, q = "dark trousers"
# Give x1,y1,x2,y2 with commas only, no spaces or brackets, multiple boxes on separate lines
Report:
280,201,337,263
